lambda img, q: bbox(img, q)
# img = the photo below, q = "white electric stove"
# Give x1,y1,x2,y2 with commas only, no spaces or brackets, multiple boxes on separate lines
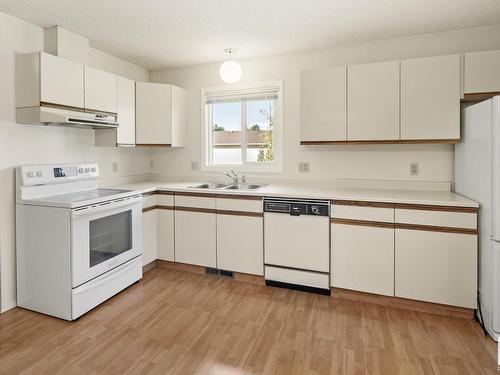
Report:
16,163,143,320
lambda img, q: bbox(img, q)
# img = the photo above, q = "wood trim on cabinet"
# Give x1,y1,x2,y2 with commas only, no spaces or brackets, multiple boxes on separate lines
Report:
142,206,156,213
217,209,263,218
331,287,474,320
395,222,478,235
40,101,118,116
174,191,263,200
331,218,395,229
142,192,156,197
215,194,263,201
157,205,175,211
300,139,460,145
173,191,220,199
331,200,395,209
175,206,217,214
462,92,500,104
394,202,478,213
135,144,172,147
154,191,175,196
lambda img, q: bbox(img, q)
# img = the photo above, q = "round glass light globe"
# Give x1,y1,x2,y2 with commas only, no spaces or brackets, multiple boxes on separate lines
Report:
219,60,242,84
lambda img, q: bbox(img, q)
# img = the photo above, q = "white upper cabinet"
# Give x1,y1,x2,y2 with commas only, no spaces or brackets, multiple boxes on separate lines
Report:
136,82,186,147
300,66,347,142
84,66,117,113
171,85,186,147
116,76,135,145
347,60,400,141
464,50,500,94
16,52,84,109
401,54,460,141
94,76,135,147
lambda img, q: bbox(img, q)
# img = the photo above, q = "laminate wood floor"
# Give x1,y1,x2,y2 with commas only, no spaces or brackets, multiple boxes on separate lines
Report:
0,267,497,375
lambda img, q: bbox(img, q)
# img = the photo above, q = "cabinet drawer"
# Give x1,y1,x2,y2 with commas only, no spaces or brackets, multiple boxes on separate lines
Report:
175,195,216,210
331,203,394,223
216,198,262,213
156,193,174,207
395,208,476,229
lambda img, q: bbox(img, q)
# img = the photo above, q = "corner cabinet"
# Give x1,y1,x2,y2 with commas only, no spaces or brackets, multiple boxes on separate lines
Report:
142,194,158,266
300,66,347,143
135,82,186,147
347,60,400,141
157,193,175,262
400,54,460,141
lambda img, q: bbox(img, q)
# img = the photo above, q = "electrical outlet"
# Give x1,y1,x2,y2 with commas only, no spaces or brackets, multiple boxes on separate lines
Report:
409,163,419,176
191,161,200,171
299,162,310,173
112,162,118,173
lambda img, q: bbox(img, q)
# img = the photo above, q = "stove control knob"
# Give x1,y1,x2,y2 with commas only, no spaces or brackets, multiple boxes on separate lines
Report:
36,170,43,177
85,168,90,173
27,171,34,178
78,168,84,174
91,167,96,172
311,206,320,215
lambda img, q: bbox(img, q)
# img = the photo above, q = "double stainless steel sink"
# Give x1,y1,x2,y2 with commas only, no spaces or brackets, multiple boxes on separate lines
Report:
188,182,266,191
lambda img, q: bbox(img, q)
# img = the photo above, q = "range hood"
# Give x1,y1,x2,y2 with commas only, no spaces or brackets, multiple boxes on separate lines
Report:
16,105,119,129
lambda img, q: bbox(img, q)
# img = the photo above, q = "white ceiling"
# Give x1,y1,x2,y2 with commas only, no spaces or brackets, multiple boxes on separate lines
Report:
1,0,500,70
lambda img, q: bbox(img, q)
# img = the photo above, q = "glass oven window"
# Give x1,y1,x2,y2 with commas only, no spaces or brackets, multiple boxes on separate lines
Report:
89,210,132,267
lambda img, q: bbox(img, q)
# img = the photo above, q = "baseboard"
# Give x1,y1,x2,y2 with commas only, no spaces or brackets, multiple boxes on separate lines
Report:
142,260,157,273
332,287,474,320
156,260,205,274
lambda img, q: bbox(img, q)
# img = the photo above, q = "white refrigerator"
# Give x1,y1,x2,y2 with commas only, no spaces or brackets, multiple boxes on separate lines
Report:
455,96,500,340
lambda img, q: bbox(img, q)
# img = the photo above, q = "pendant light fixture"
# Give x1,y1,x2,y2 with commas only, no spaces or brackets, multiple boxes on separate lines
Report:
219,48,242,84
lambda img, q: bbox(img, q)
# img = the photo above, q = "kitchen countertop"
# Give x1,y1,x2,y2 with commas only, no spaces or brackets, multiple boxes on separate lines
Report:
108,180,479,208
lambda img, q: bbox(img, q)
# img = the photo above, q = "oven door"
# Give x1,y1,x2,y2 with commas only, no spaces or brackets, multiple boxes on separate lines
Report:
71,195,142,287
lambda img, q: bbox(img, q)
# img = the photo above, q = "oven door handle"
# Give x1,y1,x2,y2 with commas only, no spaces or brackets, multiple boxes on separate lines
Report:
71,195,142,218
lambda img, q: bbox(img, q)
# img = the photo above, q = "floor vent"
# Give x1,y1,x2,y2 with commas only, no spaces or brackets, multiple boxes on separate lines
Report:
219,270,235,278
205,268,235,278
205,267,219,276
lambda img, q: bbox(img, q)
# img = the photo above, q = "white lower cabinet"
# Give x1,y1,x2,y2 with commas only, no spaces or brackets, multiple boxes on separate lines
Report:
395,229,477,308
157,209,174,261
142,209,158,266
174,196,216,267
217,213,263,275
331,222,394,296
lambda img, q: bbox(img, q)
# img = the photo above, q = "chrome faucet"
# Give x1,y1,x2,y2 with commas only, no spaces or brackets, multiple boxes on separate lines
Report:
224,170,239,184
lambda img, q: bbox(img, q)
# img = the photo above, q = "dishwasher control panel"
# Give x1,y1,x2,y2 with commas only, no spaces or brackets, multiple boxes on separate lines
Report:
263,198,330,216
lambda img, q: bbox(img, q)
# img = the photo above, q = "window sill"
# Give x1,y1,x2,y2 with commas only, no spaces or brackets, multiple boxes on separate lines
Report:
202,164,283,174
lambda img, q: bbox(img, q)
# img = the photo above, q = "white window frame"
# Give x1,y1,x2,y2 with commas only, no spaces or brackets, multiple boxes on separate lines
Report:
201,80,283,173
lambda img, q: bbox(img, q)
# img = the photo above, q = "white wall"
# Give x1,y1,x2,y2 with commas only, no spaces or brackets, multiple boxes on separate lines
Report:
0,12,151,312
150,24,500,183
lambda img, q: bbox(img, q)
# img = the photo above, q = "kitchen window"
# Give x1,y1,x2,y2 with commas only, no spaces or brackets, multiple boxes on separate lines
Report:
202,81,283,172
